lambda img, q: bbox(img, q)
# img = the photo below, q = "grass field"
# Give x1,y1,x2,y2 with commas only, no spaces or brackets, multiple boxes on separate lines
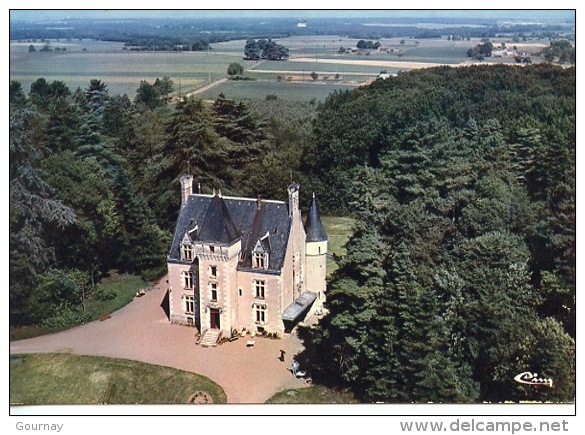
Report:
10,353,227,405
266,385,359,404
322,216,355,277
197,79,355,102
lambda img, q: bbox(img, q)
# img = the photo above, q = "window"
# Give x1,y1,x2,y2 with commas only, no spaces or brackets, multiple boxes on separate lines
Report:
255,305,266,324
253,252,266,269
210,265,217,277
209,245,215,253
182,244,193,261
182,271,194,289
211,282,218,301
185,295,194,314
254,280,265,299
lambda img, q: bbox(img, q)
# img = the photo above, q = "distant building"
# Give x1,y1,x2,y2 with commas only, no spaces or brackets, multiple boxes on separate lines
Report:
297,21,307,28
167,176,327,343
492,48,516,57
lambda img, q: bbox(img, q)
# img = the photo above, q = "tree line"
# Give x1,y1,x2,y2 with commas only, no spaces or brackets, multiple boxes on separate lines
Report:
297,63,575,403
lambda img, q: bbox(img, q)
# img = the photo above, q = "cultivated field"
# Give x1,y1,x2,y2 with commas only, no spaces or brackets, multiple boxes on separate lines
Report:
10,35,549,101
10,39,255,96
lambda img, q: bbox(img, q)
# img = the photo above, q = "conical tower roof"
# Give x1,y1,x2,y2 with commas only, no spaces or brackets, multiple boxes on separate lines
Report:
305,193,327,242
197,194,240,244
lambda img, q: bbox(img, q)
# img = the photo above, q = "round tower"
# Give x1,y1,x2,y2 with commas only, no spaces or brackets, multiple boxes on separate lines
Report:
304,193,328,303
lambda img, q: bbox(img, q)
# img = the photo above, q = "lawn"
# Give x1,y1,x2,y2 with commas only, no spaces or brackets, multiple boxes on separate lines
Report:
266,385,359,404
10,271,150,341
321,215,355,277
10,353,227,405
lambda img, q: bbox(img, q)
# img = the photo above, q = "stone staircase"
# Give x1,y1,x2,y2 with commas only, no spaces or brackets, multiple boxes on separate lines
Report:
199,329,221,348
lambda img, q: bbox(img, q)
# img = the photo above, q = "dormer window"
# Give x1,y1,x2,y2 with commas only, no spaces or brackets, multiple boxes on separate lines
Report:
182,243,193,261
252,234,270,269
181,232,194,261
254,252,266,269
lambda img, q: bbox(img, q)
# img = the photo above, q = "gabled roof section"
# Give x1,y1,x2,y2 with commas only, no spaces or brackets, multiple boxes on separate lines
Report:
253,232,271,253
305,193,328,242
181,232,193,245
196,195,240,244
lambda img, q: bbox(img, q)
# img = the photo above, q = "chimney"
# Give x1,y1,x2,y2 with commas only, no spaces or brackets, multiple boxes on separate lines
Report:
181,174,193,207
257,196,262,211
287,182,299,217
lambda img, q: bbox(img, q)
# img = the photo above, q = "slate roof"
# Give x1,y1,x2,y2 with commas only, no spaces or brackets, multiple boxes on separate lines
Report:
168,194,292,273
197,195,240,244
304,194,328,242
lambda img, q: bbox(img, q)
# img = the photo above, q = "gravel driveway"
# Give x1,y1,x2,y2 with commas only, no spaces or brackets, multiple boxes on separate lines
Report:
9,280,309,404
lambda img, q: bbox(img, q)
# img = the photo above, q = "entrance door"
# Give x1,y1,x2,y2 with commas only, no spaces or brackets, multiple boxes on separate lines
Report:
210,308,221,330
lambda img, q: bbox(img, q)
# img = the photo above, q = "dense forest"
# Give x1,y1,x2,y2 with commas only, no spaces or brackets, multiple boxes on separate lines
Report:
9,63,575,403
298,64,575,403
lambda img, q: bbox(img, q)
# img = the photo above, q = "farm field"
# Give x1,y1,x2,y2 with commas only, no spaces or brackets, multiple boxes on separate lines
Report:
197,79,355,102
10,35,549,99
10,39,255,96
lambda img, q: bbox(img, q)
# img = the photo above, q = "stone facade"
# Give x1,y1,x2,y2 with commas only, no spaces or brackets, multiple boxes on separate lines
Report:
167,176,327,337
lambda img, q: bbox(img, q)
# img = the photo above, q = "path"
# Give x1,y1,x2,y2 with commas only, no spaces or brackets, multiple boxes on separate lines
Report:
9,281,309,404
187,76,228,96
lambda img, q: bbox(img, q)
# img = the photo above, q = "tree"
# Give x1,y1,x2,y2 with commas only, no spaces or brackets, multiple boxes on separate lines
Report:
10,80,26,107
227,62,244,77
28,44,36,52
153,76,174,102
10,108,77,324
135,80,162,110
310,71,318,81
244,39,260,60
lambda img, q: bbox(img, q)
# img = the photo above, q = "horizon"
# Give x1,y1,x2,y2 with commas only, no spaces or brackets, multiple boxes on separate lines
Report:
10,9,575,23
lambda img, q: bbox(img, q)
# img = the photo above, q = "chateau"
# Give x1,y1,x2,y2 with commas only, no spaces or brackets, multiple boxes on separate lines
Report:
167,175,327,341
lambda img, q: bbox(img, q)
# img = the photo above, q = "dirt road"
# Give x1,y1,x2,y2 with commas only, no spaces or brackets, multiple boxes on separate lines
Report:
9,282,308,404
289,57,450,69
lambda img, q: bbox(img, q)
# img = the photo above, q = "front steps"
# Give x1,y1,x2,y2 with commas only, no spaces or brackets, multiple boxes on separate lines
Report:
199,329,221,348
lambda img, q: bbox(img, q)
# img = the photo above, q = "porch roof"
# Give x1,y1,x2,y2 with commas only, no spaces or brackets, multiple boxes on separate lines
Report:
282,291,318,322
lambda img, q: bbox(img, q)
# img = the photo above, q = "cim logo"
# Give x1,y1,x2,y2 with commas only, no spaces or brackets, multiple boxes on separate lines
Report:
514,371,553,387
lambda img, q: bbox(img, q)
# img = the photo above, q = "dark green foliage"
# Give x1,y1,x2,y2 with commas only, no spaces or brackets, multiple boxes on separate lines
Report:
227,62,244,77
9,79,170,328
244,38,289,60
302,65,575,403
467,39,493,60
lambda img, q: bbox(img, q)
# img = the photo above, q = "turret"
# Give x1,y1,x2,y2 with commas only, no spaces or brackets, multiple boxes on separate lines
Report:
304,193,327,297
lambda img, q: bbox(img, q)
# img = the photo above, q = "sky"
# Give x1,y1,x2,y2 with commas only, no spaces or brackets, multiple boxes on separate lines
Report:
9,9,575,23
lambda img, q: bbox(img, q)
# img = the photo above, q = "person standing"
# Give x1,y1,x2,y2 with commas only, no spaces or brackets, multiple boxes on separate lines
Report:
291,358,299,375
